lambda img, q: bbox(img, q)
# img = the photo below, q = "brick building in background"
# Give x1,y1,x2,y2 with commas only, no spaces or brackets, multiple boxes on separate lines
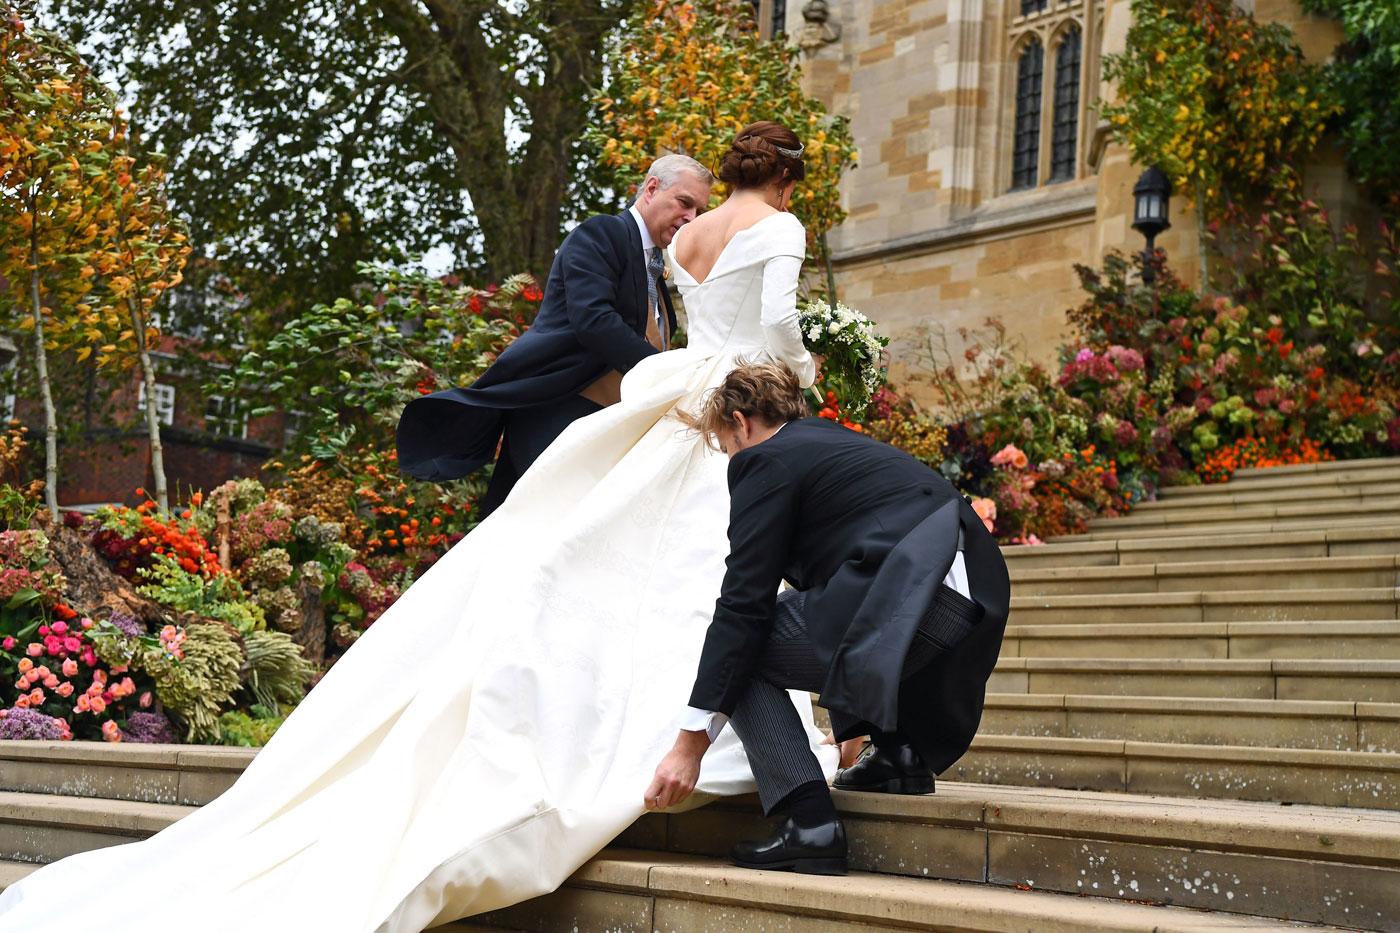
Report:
2,323,288,510
785,0,1356,379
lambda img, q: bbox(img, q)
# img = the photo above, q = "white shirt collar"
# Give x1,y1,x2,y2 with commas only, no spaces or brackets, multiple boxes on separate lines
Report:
628,204,656,252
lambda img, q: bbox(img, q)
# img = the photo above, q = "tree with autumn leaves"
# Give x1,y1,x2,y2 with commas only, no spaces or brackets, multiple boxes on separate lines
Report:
0,5,189,516
1101,0,1337,289
586,0,857,295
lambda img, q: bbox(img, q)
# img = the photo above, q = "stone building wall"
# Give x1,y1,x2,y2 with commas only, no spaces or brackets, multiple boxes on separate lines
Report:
790,0,1345,379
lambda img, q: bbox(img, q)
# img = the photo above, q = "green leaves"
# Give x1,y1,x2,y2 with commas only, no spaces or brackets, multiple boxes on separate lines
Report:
1102,0,1336,218
210,261,531,464
584,0,856,256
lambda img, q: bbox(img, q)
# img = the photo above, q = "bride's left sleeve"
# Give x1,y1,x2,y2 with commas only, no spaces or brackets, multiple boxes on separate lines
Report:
759,222,817,389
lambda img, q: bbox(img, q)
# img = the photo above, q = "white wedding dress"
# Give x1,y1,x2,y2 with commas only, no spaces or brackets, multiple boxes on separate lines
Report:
0,211,836,932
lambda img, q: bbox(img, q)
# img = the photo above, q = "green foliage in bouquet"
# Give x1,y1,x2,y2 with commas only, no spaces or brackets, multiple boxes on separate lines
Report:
798,298,888,419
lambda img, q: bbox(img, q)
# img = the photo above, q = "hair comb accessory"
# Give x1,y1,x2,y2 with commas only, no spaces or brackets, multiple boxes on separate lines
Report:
775,143,804,159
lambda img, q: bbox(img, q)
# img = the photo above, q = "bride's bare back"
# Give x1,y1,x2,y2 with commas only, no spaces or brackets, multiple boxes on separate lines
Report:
673,196,782,285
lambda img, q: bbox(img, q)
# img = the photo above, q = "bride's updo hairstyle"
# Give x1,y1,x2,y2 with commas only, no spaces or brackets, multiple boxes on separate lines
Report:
718,121,807,189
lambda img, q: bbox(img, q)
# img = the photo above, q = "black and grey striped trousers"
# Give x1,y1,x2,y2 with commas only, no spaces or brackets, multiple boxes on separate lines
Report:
728,589,831,814
731,581,983,813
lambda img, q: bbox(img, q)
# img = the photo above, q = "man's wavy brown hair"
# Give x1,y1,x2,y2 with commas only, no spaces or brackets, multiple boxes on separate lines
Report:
681,361,808,450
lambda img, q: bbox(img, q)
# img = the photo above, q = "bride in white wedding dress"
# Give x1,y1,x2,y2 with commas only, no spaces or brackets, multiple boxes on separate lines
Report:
0,122,834,932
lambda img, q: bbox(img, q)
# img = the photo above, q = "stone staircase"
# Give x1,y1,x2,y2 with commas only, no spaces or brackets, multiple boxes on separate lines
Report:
2,457,1398,929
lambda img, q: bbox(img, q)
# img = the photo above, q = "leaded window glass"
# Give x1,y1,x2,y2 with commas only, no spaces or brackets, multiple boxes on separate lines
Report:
1050,27,1082,181
1011,40,1044,190
748,0,785,38
1021,0,1048,15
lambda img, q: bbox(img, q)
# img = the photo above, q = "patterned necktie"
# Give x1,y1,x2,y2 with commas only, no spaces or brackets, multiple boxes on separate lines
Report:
646,247,665,325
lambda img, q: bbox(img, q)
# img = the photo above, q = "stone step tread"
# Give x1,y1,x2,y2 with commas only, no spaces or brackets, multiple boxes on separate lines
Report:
1061,517,1400,543
1160,462,1400,497
985,693,1400,719
3,778,1396,868
1004,525,1400,562
1004,620,1400,638
1088,498,1400,530
1143,481,1400,509
1009,554,1400,582
1011,586,1399,608
469,850,1312,932
1231,457,1400,479
968,733,1400,775
0,740,255,769
0,789,194,833
995,657,1400,673
832,782,1400,863
0,858,35,892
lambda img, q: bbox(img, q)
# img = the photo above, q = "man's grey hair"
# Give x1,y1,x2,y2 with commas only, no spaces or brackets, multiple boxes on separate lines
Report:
647,153,713,189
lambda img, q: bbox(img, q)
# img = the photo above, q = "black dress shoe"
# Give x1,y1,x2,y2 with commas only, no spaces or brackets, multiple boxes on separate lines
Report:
731,816,847,875
833,741,934,795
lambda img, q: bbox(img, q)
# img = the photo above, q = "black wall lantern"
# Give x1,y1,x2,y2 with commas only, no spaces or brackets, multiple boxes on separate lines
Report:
1131,166,1172,284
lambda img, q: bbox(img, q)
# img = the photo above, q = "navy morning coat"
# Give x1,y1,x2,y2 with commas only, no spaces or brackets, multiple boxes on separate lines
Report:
396,209,677,482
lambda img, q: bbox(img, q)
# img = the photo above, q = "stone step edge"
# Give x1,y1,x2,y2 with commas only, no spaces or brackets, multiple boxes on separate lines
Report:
1009,554,1400,582
994,657,1400,674
1091,497,1400,527
0,853,1317,933
1148,478,1400,507
966,733,1400,779
0,740,255,771
1160,461,1400,497
1009,586,1400,608
984,692,1400,720
1054,517,1400,544
1002,525,1400,560
1231,457,1400,479
3,779,1397,870
467,849,1307,932
1003,620,1400,638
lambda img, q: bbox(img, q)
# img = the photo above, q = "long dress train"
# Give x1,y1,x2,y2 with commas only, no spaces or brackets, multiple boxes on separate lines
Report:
0,210,833,932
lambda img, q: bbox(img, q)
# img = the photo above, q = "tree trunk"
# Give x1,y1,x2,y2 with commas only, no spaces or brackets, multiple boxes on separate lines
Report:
131,297,169,513
215,487,231,571
294,573,326,668
28,239,59,520
374,0,617,279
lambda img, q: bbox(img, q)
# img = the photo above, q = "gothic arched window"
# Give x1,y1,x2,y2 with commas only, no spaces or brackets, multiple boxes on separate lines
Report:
1011,39,1044,190
1051,26,1082,181
1005,1,1100,192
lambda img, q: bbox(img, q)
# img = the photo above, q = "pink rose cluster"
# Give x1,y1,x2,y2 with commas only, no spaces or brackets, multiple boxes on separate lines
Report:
158,624,187,660
22,617,99,668
970,497,997,533
990,444,1029,470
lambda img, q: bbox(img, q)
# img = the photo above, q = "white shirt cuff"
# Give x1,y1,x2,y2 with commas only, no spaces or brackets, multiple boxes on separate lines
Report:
943,550,970,599
679,706,729,742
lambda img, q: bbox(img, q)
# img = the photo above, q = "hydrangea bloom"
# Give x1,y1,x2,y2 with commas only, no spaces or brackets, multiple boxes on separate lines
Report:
0,707,69,740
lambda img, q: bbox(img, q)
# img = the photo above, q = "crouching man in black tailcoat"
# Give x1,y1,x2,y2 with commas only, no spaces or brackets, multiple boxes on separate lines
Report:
643,362,1010,875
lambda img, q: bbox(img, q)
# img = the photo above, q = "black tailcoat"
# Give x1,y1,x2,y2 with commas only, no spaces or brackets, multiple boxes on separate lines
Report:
396,210,676,482
689,417,1011,774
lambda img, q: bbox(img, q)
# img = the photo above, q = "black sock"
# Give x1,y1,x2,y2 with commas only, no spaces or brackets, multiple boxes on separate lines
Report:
773,780,837,824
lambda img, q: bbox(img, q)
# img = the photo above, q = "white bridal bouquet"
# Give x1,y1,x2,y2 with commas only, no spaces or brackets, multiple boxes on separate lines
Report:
798,297,889,417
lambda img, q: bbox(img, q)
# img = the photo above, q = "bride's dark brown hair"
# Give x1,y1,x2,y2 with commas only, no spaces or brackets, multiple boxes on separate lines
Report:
717,121,806,189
